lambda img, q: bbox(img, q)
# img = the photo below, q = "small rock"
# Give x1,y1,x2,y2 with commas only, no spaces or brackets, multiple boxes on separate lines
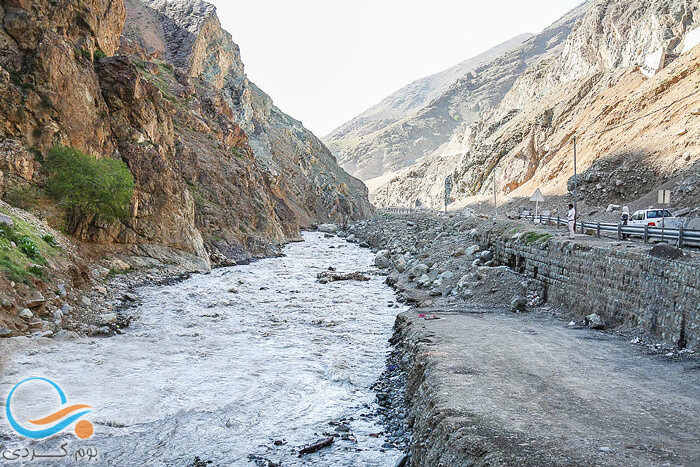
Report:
124,293,138,302
0,214,14,227
0,327,13,338
358,241,370,248
585,313,605,330
346,234,358,243
61,303,73,315
79,296,92,307
34,330,54,339
25,293,46,309
479,250,493,262
452,247,465,257
690,108,700,116
394,256,407,273
108,259,131,272
375,250,392,269
53,310,63,322
510,297,528,312
56,284,68,298
439,270,454,280
18,309,33,320
228,287,239,293
417,274,432,288
94,285,107,294
54,330,80,340
1,297,14,310
675,128,688,136
465,245,480,256
98,313,117,325
598,446,612,453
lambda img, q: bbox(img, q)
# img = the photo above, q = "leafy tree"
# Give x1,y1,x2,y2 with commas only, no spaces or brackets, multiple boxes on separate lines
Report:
43,146,135,224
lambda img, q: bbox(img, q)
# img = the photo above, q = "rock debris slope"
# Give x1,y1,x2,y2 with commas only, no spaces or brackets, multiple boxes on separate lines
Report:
373,0,700,210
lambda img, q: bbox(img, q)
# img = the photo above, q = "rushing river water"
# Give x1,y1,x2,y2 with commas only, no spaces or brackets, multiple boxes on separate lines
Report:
0,232,406,466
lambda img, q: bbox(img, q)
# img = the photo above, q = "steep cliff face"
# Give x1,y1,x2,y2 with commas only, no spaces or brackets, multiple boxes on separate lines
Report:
374,0,700,210
0,0,370,272
125,0,371,247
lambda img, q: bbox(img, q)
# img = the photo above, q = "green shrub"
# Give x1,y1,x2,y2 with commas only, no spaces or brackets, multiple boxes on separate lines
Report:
15,235,41,260
41,234,58,248
27,264,43,278
43,146,135,224
93,49,107,60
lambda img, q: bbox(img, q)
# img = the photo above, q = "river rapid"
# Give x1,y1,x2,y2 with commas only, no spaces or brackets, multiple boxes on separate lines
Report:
0,232,406,466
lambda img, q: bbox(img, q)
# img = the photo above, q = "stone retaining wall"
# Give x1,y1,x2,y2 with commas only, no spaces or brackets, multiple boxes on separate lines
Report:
473,222,700,350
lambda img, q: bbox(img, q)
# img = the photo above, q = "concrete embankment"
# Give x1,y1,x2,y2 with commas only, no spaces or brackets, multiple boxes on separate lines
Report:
345,211,700,465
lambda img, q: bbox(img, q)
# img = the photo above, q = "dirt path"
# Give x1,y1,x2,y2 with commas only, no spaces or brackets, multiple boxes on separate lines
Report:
400,309,700,466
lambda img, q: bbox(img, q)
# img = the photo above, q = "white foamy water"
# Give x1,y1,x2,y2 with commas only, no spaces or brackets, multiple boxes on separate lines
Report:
0,232,405,465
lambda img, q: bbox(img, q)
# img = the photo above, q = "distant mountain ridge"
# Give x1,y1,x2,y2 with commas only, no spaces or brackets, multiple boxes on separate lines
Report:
323,34,534,185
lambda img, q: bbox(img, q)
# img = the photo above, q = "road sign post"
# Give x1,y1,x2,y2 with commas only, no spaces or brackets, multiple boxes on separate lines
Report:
530,188,545,222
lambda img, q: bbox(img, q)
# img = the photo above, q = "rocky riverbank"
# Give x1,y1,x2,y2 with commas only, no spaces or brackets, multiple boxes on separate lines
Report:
338,211,699,465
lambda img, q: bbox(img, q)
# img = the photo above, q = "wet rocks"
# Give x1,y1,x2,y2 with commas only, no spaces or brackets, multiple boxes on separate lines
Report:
318,223,338,234
317,270,370,284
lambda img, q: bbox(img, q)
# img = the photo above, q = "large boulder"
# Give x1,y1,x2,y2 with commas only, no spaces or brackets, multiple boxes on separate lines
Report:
375,250,392,269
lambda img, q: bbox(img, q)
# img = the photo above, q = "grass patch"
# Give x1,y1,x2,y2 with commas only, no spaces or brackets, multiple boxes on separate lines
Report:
93,49,107,60
522,231,552,245
0,212,61,281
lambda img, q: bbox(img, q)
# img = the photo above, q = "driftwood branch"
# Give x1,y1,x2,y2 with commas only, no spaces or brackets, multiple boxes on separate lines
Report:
298,437,334,456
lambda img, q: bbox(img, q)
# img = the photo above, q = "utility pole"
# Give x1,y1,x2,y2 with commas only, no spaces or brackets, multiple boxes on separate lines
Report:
493,166,498,216
573,136,578,231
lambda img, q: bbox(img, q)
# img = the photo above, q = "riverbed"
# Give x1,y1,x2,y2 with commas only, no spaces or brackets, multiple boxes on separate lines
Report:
0,232,406,465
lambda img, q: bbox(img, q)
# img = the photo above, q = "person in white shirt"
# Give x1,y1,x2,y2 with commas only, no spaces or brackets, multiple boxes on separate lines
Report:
567,203,576,239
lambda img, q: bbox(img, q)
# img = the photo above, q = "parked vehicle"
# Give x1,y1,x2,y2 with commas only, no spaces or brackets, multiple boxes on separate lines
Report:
629,209,675,227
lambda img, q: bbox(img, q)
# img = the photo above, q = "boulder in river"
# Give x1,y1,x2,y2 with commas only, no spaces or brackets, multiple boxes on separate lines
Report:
318,223,338,234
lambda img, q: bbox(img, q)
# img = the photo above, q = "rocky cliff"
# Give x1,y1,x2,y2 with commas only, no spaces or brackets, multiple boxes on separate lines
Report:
374,0,700,211
0,0,370,268
323,34,533,185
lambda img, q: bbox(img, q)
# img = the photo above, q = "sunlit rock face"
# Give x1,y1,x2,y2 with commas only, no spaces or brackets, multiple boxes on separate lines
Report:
373,0,700,210
0,0,371,268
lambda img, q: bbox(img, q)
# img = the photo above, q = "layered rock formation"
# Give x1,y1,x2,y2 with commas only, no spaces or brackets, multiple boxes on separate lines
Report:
374,0,700,210
0,0,370,270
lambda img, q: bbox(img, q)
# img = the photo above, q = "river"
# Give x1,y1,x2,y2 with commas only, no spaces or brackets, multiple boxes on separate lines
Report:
0,232,406,466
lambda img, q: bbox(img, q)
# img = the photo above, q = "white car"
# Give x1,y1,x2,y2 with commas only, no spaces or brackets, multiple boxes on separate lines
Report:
628,209,675,227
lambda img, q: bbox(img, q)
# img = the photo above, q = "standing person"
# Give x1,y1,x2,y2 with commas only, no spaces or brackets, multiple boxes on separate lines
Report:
567,203,576,239
620,206,630,240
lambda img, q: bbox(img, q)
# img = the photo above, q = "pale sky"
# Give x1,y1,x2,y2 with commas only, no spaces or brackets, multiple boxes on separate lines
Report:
209,0,584,137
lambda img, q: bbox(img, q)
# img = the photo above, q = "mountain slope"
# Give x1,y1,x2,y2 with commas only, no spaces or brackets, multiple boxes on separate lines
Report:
323,35,537,186
374,0,700,212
